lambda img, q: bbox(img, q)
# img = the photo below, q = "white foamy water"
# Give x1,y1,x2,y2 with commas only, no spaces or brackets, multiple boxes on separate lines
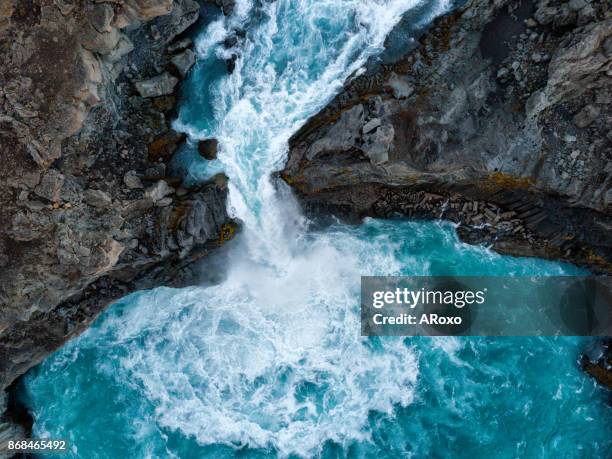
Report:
149,0,450,455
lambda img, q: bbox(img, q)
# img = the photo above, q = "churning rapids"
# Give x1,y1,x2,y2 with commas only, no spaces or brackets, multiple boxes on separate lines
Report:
20,1,612,458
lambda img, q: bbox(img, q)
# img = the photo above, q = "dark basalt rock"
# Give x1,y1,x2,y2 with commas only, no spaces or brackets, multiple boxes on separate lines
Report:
148,129,187,162
226,53,238,74
198,138,219,160
581,339,612,391
204,0,236,16
220,0,236,16
224,35,239,48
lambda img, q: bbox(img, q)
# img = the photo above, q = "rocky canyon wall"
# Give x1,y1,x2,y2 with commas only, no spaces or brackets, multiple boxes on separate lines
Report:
0,0,236,399
283,0,611,272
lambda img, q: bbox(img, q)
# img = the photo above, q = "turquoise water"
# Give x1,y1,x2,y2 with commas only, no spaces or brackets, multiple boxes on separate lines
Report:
21,1,611,458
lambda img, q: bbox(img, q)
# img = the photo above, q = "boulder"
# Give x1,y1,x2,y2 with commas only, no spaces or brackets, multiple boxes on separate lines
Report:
362,118,382,134
34,169,65,202
534,6,557,25
198,138,219,160
226,54,238,74
224,35,238,48
155,197,173,207
106,35,134,64
362,124,394,164
534,4,576,28
134,72,179,98
145,180,174,202
496,67,510,80
123,171,144,189
148,130,186,162
171,49,196,77
216,0,235,15
84,189,112,208
81,24,121,55
89,3,114,34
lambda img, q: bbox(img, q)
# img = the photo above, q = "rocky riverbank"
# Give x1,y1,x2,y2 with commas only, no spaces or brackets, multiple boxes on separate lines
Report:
283,0,611,273
0,0,237,446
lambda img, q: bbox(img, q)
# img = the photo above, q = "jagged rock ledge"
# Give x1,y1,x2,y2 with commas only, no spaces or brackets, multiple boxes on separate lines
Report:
0,0,237,448
283,0,611,273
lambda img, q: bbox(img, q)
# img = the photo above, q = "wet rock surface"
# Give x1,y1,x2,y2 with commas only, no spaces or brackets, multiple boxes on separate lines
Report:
283,0,612,273
0,0,237,424
198,138,219,160
581,339,612,391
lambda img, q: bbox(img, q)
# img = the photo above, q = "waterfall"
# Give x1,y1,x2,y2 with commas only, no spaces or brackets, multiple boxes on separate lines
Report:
20,1,611,458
